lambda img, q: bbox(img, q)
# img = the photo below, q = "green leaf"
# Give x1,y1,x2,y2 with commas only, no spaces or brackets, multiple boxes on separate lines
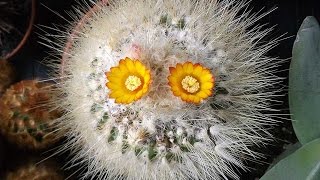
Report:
261,138,320,180
267,142,302,170
289,16,320,145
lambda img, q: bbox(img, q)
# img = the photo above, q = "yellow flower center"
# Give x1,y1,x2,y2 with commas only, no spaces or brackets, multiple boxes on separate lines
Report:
125,75,142,91
181,75,200,93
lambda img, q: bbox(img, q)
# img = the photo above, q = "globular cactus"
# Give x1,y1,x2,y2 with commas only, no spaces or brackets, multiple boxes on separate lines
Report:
43,0,283,179
0,80,61,150
0,59,15,95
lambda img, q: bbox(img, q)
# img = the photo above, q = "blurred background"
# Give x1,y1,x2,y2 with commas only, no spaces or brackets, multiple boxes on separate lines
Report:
0,0,319,179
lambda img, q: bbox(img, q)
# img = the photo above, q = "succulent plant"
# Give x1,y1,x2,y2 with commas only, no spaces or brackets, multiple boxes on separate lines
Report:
43,0,283,179
0,59,15,96
261,16,320,180
0,80,61,150
5,159,64,180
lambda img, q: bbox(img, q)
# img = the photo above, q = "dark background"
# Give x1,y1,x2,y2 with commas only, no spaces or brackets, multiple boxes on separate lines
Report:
1,0,320,179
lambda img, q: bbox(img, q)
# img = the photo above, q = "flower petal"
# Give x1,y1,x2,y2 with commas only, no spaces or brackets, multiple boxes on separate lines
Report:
109,67,122,75
110,90,124,98
125,58,135,72
202,82,214,90
168,76,179,84
196,91,206,98
176,63,183,72
169,67,177,74
183,62,193,74
193,64,203,75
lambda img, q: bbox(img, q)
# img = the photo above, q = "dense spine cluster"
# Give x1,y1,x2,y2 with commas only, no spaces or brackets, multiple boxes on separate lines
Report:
0,80,61,150
43,0,282,179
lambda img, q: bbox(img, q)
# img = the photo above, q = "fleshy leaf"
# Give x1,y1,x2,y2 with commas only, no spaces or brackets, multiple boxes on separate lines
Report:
289,16,320,145
267,142,302,170
261,138,320,180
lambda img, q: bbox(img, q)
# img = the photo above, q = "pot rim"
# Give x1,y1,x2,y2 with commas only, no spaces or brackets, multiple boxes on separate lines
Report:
61,0,108,75
4,0,37,60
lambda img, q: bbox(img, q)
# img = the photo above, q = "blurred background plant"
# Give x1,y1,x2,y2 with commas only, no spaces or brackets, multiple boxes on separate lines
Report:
0,80,62,150
261,16,320,180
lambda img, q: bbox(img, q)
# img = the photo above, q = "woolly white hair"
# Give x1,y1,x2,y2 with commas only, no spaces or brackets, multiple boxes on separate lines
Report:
41,0,283,179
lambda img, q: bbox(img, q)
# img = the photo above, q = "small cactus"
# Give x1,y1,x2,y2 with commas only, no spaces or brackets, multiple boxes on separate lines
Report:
0,80,61,150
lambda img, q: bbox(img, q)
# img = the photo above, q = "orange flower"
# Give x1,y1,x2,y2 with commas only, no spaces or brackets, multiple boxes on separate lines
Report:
106,57,151,104
168,62,214,104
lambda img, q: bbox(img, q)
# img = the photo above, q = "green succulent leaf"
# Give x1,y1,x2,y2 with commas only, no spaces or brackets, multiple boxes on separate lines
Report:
289,16,320,145
261,138,320,180
267,142,302,170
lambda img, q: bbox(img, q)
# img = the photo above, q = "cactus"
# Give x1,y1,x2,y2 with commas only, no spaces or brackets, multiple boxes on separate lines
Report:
0,59,15,96
43,0,283,179
0,80,61,150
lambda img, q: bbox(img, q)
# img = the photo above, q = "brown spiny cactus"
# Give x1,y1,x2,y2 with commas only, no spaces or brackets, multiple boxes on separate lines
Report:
0,80,61,150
